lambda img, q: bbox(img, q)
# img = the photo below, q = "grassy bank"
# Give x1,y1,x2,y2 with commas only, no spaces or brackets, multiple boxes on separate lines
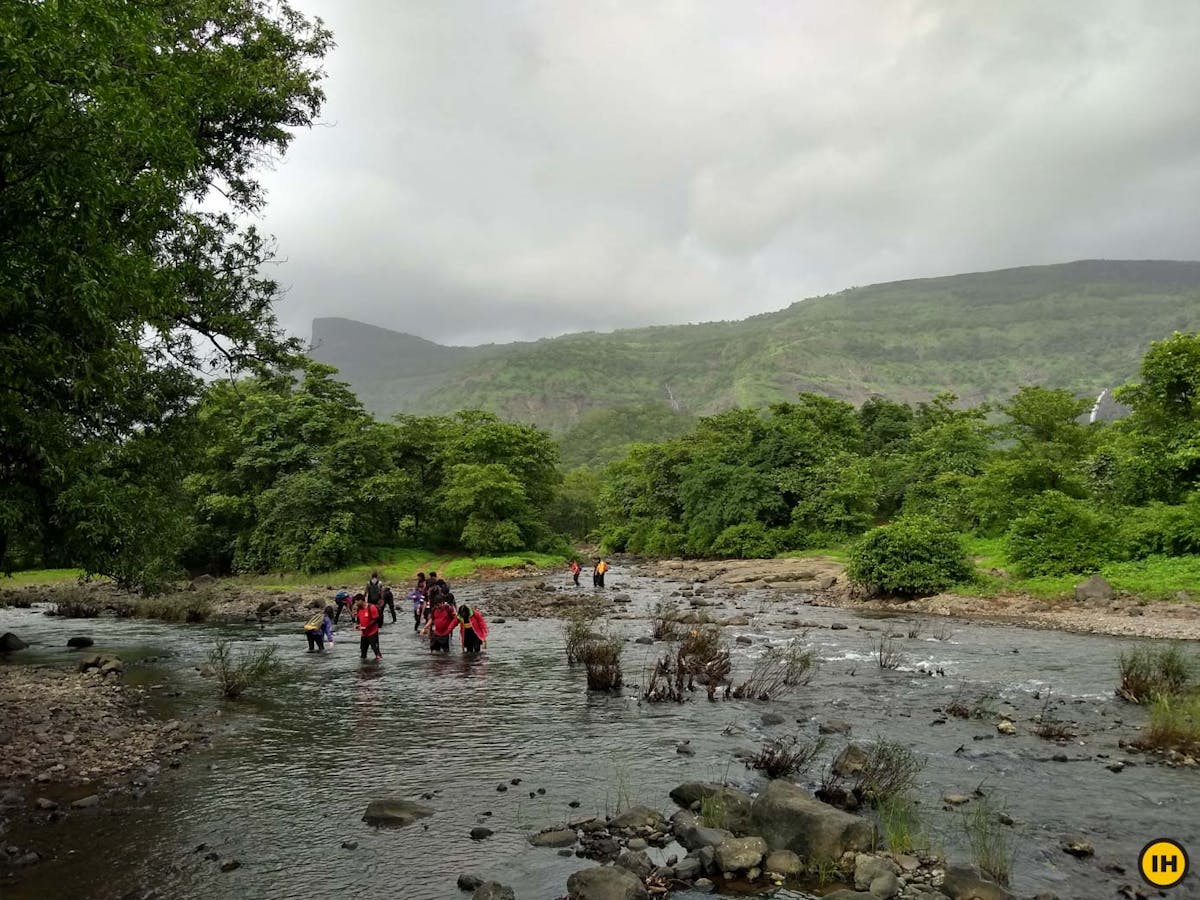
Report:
963,536,1200,601
1,568,84,587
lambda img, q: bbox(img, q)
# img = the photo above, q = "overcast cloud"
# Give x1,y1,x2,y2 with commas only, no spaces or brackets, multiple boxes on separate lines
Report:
255,1,1200,346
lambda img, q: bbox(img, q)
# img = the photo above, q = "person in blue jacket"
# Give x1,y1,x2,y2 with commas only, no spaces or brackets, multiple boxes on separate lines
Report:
333,590,352,624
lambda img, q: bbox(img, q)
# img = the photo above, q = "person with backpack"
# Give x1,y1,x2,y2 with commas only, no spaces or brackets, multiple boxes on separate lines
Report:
304,605,336,652
378,584,396,625
365,571,383,606
355,594,383,661
422,595,457,653
456,604,489,653
595,558,609,588
333,590,352,624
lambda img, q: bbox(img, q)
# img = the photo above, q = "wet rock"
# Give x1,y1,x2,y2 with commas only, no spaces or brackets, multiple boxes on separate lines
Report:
568,800,581,808
341,841,358,850
634,637,653,645
361,799,434,827
35,797,58,810
942,794,971,806
819,719,853,735
822,892,874,900
608,805,665,831
832,743,869,778
14,851,41,866
566,864,649,900
996,720,1016,735
496,784,508,792
529,828,577,848
71,794,100,809
67,636,95,649
869,871,901,898
714,835,767,872
1062,839,1094,858
220,859,241,872
669,784,754,832
510,778,522,786
580,834,621,861
854,855,899,889
616,848,654,879
736,636,753,645
750,780,873,860
676,742,695,756
674,857,703,880
830,623,849,631
693,878,716,893
0,632,29,652
458,874,485,891
470,827,494,840
1074,575,1114,602
627,838,648,851
472,883,515,900
941,864,1016,900
761,712,786,726
765,848,802,876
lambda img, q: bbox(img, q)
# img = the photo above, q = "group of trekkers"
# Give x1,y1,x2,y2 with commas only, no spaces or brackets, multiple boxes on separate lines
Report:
568,557,609,588
303,570,488,661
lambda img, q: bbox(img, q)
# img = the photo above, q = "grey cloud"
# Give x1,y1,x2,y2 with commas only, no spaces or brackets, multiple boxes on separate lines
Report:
256,0,1200,346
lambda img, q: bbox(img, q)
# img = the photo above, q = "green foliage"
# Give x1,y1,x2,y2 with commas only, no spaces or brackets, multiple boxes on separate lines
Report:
878,793,922,855
0,0,331,577
1004,491,1120,577
1120,495,1200,558
960,796,1015,886
1117,645,1194,703
847,516,973,597
1143,693,1200,753
710,522,778,559
209,640,280,700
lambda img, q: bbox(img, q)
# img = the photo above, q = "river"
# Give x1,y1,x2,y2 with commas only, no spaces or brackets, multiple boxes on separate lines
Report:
1,570,1197,900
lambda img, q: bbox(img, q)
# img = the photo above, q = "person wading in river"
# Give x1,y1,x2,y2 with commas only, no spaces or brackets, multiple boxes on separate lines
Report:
365,571,383,607
423,595,457,653
569,559,581,587
456,604,488,653
378,584,396,625
355,594,383,661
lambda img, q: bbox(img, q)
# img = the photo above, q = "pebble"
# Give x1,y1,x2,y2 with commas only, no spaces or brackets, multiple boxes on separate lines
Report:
341,841,358,850
220,859,241,872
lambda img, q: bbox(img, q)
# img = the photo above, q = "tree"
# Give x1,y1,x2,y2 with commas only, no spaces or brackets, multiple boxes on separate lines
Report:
0,0,332,570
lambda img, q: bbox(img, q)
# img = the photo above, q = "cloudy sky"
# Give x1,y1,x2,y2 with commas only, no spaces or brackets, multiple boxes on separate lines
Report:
257,1,1200,346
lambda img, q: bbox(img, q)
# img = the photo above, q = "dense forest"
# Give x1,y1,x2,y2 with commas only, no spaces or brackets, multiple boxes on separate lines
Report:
594,331,1200,594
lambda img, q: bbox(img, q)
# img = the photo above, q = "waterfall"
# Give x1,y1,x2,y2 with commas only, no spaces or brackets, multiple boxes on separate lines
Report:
1089,389,1108,424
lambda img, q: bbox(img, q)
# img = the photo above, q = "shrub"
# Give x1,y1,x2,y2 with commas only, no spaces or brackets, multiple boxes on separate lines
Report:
678,626,732,699
650,598,684,641
876,636,904,670
961,796,1015,886
856,739,924,805
1118,644,1194,702
1004,491,1120,576
563,603,603,664
209,640,280,699
642,651,686,703
732,643,818,699
578,636,623,692
749,735,825,779
710,522,778,559
52,587,100,618
1142,693,1200,753
847,516,973,597
699,792,728,829
1121,496,1200,558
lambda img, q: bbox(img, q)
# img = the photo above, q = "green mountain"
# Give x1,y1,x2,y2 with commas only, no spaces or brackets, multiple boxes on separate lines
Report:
309,260,1200,432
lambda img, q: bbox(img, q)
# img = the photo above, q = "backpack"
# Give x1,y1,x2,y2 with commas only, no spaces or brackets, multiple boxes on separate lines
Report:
372,603,384,630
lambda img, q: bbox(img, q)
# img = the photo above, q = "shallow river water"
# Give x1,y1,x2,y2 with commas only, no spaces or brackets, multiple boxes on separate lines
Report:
2,570,1198,900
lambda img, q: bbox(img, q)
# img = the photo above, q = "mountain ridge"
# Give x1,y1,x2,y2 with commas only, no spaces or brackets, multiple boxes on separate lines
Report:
308,259,1200,429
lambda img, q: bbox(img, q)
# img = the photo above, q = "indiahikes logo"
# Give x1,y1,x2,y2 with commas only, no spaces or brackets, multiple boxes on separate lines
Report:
1139,838,1189,889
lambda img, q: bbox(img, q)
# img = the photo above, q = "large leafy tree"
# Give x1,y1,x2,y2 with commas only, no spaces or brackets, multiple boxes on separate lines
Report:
0,0,332,569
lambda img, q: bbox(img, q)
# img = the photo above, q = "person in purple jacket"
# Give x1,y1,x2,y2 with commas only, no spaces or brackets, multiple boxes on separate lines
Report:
306,606,335,652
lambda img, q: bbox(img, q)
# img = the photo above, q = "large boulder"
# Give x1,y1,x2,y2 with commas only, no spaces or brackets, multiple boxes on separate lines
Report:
615,849,653,879
832,743,869,778
667,783,753,833
671,811,733,852
749,780,873,860
1074,575,1114,603
940,865,1017,900
714,836,767,873
361,798,434,827
67,636,94,649
566,865,649,900
0,632,28,652
764,849,803,877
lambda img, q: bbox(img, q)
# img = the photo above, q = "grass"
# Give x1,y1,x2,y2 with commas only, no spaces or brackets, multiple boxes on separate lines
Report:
563,603,603,664
578,636,623,692
961,537,1200,602
208,640,280,699
699,792,728,829
776,545,852,563
878,793,922,854
2,568,85,587
960,795,1015,886
732,642,819,699
1117,644,1194,703
876,636,904,670
1143,693,1200,753
749,735,825,779
857,739,924,806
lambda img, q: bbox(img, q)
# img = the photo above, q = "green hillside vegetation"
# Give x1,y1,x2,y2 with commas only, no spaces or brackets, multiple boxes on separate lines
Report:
311,260,1200,434
595,331,1200,598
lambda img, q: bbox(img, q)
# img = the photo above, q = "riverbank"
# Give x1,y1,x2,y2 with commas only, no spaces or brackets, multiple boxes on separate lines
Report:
638,557,1200,641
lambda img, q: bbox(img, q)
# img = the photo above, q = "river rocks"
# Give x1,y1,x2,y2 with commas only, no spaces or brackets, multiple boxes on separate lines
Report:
361,799,434,827
615,848,653,879
672,811,733,852
942,793,971,806
996,720,1016,735
823,892,875,900
458,873,485,891
71,794,100,809
220,859,242,872
470,827,494,840
761,711,786,726
764,849,803,876
529,827,578,848
941,864,1016,900
472,883,515,900
714,835,767,872
854,854,900,890
608,805,665,831
77,653,122,675
832,743,869,778
0,632,28,652
674,857,703,879
1075,575,1114,602
668,782,754,832
750,780,873,860
67,636,94,649
566,865,649,900
819,718,853,735
1062,838,1094,858
341,840,358,850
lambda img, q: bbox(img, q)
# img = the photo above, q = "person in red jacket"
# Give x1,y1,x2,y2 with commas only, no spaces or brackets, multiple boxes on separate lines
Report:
355,594,383,661
422,595,457,653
